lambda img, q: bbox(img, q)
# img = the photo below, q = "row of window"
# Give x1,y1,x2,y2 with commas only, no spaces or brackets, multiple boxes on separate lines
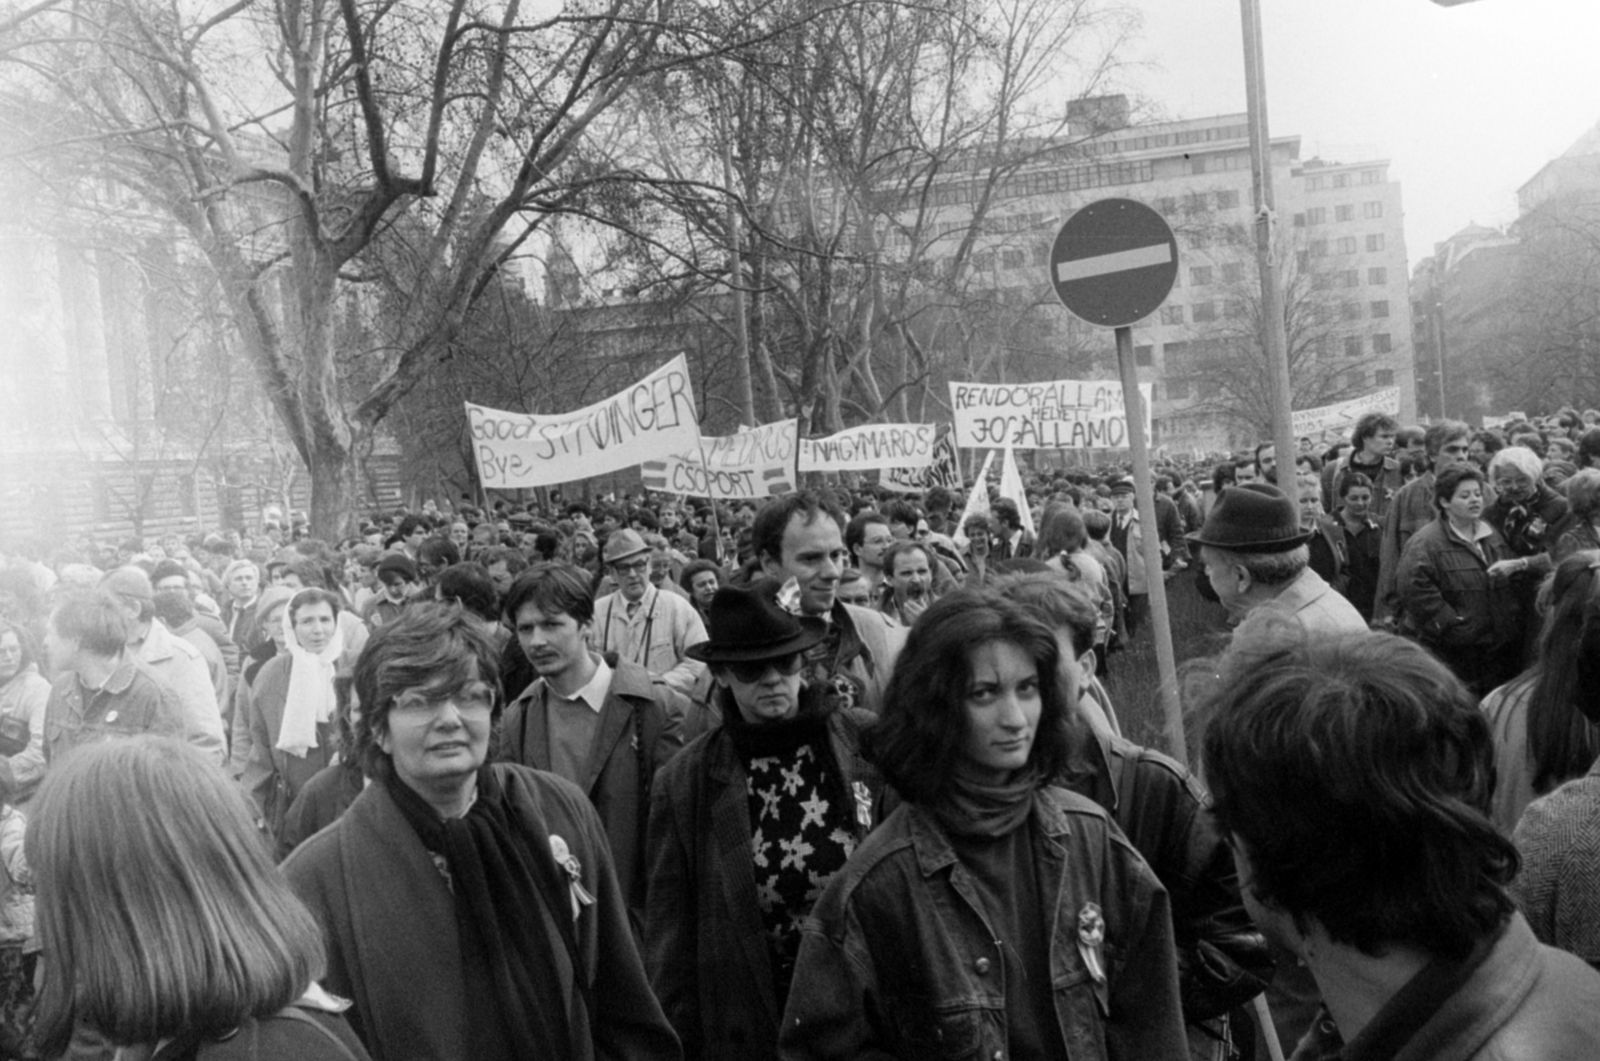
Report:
1159,368,1394,403
1295,202,1384,225
1304,169,1384,191
1158,300,1389,326
1133,333,1396,369
1157,189,1242,216
1311,267,1388,289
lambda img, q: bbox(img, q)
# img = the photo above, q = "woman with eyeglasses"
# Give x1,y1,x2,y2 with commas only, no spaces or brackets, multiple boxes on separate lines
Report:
283,603,678,1061
644,579,884,1061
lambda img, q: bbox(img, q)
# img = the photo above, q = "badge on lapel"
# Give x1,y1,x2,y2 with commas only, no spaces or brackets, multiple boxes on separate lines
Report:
1078,902,1106,985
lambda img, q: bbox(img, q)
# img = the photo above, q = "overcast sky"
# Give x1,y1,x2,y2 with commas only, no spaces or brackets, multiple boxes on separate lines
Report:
1118,0,1600,269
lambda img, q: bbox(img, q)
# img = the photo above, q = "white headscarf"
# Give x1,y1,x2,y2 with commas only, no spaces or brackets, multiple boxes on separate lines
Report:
277,599,346,758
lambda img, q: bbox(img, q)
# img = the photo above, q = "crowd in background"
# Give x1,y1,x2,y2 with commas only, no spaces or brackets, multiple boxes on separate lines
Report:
0,404,1597,1057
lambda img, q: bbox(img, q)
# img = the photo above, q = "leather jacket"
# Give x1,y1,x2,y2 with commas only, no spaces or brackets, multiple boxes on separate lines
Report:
779,787,1188,1061
1058,727,1273,1023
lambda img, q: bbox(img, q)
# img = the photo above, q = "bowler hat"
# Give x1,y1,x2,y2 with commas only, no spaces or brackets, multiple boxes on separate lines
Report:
602,529,651,564
1185,483,1313,554
687,578,823,664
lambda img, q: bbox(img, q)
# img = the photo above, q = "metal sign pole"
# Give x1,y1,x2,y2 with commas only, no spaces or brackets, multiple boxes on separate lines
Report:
1115,326,1187,766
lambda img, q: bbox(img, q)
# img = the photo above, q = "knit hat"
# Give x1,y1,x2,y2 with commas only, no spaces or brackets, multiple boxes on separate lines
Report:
375,554,418,582
150,559,190,587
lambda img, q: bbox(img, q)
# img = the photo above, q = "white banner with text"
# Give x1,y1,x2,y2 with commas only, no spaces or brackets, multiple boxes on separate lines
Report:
641,419,799,500
949,379,1153,450
467,356,700,488
799,423,937,472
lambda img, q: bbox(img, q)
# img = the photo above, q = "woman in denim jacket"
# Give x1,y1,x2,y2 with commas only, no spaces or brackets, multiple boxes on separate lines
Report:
780,590,1187,1061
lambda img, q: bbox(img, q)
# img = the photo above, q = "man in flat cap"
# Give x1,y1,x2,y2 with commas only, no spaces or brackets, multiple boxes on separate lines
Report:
592,529,707,698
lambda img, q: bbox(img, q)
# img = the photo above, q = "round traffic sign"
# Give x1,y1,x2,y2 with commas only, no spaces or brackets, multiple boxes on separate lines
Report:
1049,198,1179,328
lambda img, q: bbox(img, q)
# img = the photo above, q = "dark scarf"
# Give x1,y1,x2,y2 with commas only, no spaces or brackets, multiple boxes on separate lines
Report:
382,765,578,1061
934,763,1040,838
1495,492,1546,557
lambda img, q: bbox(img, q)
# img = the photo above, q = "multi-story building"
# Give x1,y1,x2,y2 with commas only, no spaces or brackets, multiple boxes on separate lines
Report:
928,97,1417,454
1409,224,1518,423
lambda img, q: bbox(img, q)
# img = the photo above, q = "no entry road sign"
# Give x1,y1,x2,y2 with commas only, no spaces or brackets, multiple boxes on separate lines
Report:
1049,198,1179,328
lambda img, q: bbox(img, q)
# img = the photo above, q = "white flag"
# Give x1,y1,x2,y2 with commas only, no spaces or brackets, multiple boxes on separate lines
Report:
999,447,1036,538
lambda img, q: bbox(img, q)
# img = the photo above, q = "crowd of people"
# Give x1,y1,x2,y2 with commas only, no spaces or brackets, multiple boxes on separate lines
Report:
0,405,1599,1058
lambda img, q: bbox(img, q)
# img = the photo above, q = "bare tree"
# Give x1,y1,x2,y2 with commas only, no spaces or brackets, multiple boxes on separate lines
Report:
3,0,791,536
1494,194,1600,415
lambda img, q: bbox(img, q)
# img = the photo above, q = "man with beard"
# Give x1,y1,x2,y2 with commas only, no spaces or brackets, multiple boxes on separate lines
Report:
592,529,707,699
875,540,933,627
151,560,237,712
1199,628,1600,1059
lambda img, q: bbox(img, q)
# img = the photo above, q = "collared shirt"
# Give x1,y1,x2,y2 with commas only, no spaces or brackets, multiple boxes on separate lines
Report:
553,656,614,715
44,659,187,763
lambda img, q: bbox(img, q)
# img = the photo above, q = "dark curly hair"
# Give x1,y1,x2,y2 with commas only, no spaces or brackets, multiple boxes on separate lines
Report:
1197,625,1517,960
866,589,1069,805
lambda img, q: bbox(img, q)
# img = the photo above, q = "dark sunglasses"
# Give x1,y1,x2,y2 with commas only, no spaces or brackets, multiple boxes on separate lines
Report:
722,652,804,684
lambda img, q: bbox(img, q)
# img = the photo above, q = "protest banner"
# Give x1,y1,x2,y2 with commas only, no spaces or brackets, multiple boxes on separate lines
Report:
467,356,699,488
798,423,936,472
948,379,1153,450
882,428,961,493
640,419,798,500
1290,387,1400,437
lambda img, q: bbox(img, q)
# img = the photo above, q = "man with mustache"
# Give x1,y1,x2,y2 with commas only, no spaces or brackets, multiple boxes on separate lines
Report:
876,541,934,627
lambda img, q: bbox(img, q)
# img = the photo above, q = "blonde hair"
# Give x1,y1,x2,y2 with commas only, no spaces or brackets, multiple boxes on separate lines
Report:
27,737,325,1053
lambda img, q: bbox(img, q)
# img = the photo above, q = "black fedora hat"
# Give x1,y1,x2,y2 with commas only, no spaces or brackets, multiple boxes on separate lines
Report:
687,578,824,664
1185,483,1314,554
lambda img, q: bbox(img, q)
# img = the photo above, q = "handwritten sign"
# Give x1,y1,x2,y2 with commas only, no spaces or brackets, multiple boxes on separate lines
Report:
641,419,798,500
466,357,700,488
883,428,961,493
799,423,936,472
1291,387,1400,437
949,380,1153,450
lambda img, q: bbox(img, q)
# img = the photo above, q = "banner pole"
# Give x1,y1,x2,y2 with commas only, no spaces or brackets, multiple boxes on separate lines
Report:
1116,326,1187,767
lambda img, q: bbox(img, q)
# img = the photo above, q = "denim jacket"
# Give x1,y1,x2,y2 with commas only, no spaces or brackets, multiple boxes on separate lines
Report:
779,786,1188,1061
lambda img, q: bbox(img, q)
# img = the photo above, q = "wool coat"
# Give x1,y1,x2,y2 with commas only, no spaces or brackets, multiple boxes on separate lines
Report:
283,764,679,1061
499,656,685,927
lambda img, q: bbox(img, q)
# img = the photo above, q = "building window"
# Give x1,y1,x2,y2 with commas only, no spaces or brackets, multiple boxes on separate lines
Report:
1373,333,1392,353
1221,262,1244,283
1366,234,1385,252
1360,169,1381,185
1001,248,1025,269
1135,344,1153,367
1167,379,1191,400
1313,272,1334,291
1363,202,1383,219
1344,336,1364,358
1336,236,1358,254
1216,190,1240,209
1225,299,1246,319
1340,269,1360,288
1309,240,1327,257
1345,369,1365,388
1192,301,1217,323
1191,157,1208,175
1293,213,1306,227
1199,380,1221,400
972,251,994,272
1335,204,1355,222
1333,173,1351,188
1306,207,1327,225
1370,300,1390,318
1311,336,1331,360
1163,340,1188,362
1342,301,1362,321
1033,243,1051,267
1162,305,1184,326
1369,267,1387,285
1191,266,1213,286
1375,370,1395,386
1308,176,1327,191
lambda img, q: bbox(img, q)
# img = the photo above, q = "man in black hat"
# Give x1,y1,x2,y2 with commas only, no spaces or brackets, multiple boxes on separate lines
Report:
644,578,882,1061
1187,483,1365,634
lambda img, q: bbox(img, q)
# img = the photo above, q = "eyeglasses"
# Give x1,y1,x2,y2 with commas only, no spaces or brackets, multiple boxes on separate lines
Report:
862,536,894,549
392,681,497,716
722,653,804,684
612,558,650,574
